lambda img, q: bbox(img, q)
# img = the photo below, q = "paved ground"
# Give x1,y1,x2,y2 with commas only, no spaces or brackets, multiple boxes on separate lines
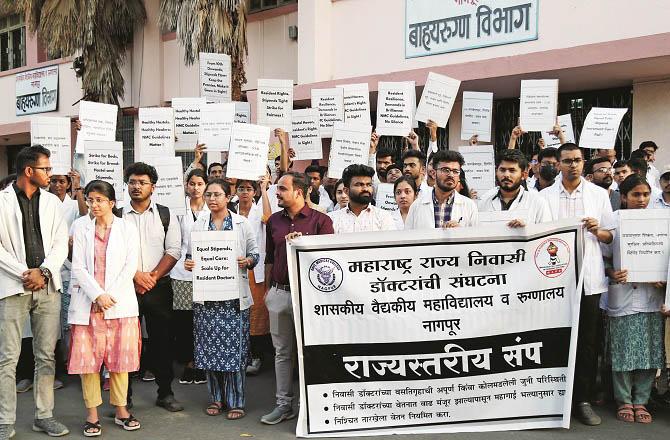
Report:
13,365,670,439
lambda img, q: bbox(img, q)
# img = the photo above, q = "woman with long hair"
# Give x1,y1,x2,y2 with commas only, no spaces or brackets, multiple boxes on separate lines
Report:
184,179,259,420
69,180,141,436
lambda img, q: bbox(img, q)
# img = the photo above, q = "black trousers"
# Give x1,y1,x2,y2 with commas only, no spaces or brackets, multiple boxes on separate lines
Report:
573,293,602,404
135,277,175,399
172,310,194,364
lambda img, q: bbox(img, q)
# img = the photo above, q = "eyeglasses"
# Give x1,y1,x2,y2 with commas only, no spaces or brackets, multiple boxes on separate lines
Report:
204,192,226,199
32,166,53,174
436,167,461,176
594,167,613,174
86,198,110,205
236,187,255,193
127,180,152,187
560,158,583,166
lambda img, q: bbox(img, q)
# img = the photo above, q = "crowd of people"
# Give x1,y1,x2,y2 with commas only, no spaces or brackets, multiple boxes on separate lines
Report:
0,120,668,439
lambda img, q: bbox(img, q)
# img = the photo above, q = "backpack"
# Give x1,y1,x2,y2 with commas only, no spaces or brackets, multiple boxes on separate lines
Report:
119,204,171,245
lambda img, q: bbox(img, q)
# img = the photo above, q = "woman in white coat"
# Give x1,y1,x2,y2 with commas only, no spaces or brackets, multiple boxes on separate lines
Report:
69,180,141,436
184,179,259,420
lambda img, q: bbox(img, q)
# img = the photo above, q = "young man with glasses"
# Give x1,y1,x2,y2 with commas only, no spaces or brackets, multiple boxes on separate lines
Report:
0,145,70,439
585,157,619,211
539,143,615,426
122,162,183,412
405,150,478,229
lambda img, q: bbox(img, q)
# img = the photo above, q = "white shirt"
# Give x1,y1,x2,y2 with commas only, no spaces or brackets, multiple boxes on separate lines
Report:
247,201,267,283
650,193,670,209
57,195,82,283
558,179,585,218
391,209,405,230
648,164,661,191
317,185,334,212
122,200,181,274
171,197,209,281
328,204,397,233
478,186,552,224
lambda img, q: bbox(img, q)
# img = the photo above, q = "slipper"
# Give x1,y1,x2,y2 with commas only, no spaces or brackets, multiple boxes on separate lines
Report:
114,414,141,431
616,405,634,423
633,406,652,424
206,403,224,416
83,421,101,437
227,409,246,420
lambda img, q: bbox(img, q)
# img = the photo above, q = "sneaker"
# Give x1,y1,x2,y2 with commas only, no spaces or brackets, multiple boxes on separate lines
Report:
246,358,262,375
32,417,69,437
102,377,110,391
156,395,184,412
0,424,15,440
260,406,296,425
179,367,194,384
573,402,602,426
141,371,155,382
53,379,64,390
16,379,33,393
193,369,207,385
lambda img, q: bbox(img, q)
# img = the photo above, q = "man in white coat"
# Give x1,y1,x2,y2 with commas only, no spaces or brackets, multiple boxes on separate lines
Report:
539,143,615,427
478,150,551,226
405,150,478,229
0,146,69,439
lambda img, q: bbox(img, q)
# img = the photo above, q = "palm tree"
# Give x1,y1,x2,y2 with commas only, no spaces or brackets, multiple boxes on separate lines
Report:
14,0,146,106
159,0,248,101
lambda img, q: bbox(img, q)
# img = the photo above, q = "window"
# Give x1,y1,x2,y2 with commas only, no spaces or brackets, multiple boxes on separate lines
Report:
0,14,26,71
247,0,297,14
116,114,135,170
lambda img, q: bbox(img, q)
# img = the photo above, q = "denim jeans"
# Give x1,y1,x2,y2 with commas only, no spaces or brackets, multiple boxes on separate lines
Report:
0,290,60,424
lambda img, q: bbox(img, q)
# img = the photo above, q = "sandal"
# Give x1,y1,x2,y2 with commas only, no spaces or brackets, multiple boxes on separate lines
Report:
83,420,102,437
616,405,634,423
205,402,224,416
227,408,246,420
633,406,652,424
114,414,141,431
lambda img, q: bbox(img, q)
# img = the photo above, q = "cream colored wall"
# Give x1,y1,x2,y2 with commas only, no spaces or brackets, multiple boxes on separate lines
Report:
0,146,7,176
632,79,670,170
302,0,670,83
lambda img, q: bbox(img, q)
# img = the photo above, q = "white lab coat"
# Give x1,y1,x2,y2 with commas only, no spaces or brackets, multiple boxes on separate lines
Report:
405,188,479,230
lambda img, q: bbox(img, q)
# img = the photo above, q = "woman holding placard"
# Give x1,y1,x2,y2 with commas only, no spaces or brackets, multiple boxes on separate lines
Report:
603,174,666,424
69,180,141,436
184,179,259,420
172,169,209,385
393,176,418,229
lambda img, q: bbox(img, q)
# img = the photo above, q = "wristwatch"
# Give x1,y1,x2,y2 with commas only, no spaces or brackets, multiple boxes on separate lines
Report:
39,267,52,282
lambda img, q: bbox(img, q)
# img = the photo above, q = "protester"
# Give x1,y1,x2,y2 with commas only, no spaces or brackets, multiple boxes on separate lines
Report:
332,179,349,211
261,172,334,424
478,149,551,226
208,163,225,180
595,148,617,165
385,163,403,184
236,177,272,376
122,162,183,411
405,150,478,229
328,165,396,233
539,143,615,426
304,165,334,212
651,166,670,209
0,145,69,439
584,157,619,210
530,147,560,192
171,169,208,385
603,174,665,424
392,176,418,230
369,133,395,185
69,180,141,436
613,160,633,186
526,152,540,189
402,150,430,197
184,179,259,420
638,141,660,186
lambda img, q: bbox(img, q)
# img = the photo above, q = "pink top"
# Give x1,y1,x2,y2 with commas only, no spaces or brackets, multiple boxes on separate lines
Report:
94,227,111,287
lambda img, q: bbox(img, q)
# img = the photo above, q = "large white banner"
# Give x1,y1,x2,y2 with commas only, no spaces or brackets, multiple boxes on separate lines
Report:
16,65,59,115
405,0,539,58
288,221,584,437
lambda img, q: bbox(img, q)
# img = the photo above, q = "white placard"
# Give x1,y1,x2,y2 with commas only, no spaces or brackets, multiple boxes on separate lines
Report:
327,124,372,179
234,101,251,124
192,230,239,302
173,97,206,152
376,82,415,136
375,183,398,212
311,88,345,138
16,65,59,116
541,114,575,148
199,52,231,103
76,101,117,154
461,91,493,143
618,209,670,283
30,117,71,175
458,145,496,193
153,156,186,216
199,103,235,152
139,107,175,161
415,72,461,128
84,140,123,201
257,79,293,131
291,109,322,160
226,123,272,180
337,83,371,126
578,108,628,150
478,210,530,227
519,80,559,132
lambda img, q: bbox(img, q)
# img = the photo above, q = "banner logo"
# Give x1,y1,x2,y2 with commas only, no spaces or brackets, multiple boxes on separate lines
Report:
534,238,570,278
309,258,343,292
